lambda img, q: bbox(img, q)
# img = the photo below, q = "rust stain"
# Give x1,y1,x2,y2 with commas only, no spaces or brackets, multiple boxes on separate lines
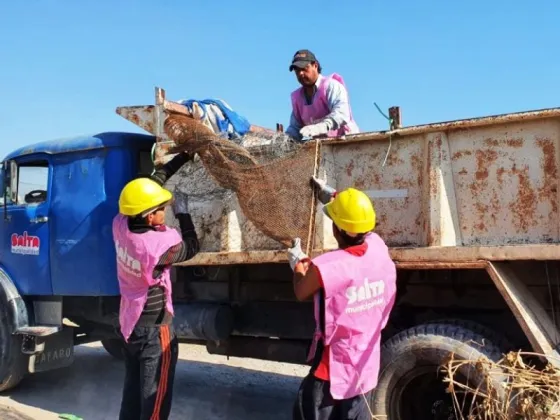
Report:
410,153,423,187
393,176,410,189
458,168,468,175
467,149,499,233
536,137,558,214
497,167,506,184
508,165,537,232
395,261,487,269
484,138,500,147
354,178,366,189
490,190,500,224
427,138,438,197
483,137,523,148
474,149,498,181
385,152,405,166
452,150,472,160
507,138,523,148
474,202,489,233
346,159,355,177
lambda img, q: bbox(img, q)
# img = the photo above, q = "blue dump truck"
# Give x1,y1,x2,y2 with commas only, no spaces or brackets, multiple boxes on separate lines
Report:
3,87,560,419
0,132,234,391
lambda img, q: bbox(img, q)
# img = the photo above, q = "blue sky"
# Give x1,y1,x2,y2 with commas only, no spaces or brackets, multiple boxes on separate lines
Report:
1,1,559,160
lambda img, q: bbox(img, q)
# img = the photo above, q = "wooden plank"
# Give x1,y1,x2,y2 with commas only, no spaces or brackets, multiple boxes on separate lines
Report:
486,261,560,367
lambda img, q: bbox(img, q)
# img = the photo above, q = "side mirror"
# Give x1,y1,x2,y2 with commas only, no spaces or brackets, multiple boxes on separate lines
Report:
9,161,17,204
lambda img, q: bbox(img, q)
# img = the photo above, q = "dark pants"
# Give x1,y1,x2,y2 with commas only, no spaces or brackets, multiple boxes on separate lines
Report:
119,324,179,420
293,375,373,420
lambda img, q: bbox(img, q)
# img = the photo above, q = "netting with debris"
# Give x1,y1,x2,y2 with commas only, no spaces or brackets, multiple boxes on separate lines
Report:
443,350,560,419
162,112,320,251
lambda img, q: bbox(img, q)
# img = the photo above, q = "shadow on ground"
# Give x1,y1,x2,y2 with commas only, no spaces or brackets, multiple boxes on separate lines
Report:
3,344,306,420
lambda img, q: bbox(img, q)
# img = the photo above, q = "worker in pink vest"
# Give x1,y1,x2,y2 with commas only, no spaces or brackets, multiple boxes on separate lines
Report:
112,152,200,420
287,177,397,419
286,49,360,142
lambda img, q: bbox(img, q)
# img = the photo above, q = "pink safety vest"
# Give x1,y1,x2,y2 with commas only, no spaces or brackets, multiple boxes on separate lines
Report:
290,73,360,137
112,214,182,342
309,232,397,400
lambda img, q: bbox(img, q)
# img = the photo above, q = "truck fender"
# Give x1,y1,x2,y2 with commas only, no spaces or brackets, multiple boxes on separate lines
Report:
0,267,29,333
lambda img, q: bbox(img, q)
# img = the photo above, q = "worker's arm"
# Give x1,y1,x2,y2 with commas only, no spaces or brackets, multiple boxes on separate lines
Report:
299,79,352,138
322,78,352,131
311,176,336,205
150,152,194,186
292,260,322,301
287,238,321,301
151,158,200,277
152,212,200,278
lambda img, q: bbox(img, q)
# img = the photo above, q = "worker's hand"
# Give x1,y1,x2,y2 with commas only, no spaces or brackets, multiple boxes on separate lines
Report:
311,176,336,205
294,259,311,276
300,121,331,139
287,238,309,272
172,190,189,215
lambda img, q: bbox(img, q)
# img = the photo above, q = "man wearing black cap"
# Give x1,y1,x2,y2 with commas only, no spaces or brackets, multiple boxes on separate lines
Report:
286,49,359,142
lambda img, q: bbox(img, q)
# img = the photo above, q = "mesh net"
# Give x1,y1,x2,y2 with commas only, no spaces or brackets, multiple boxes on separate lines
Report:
163,112,320,251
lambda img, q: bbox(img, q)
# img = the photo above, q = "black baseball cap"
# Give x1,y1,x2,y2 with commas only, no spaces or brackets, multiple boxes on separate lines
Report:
289,49,318,71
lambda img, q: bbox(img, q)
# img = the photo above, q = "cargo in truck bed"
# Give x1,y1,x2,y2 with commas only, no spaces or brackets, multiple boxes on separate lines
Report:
117,87,560,267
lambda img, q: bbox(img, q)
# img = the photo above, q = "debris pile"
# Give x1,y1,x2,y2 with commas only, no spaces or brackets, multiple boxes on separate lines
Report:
163,112,320,250
443,351,560,419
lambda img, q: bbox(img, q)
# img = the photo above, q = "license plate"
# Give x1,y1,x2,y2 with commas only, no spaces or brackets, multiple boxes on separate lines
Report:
33,327,74,372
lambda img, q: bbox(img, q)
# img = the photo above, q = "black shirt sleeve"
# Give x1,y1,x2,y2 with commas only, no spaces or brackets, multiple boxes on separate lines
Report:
152,213,200,278
150,152,193,186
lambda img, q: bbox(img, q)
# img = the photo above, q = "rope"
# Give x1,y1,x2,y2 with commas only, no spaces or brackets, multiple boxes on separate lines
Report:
151,142,157,164
306,140,321,255
373,102,394,168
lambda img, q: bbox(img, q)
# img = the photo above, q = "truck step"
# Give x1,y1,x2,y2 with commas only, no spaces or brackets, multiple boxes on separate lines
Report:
16,326,61,337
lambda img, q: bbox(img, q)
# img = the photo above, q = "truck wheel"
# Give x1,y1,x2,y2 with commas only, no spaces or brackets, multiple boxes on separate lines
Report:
0,309,27,392
371,321,509,419
101,338,125,360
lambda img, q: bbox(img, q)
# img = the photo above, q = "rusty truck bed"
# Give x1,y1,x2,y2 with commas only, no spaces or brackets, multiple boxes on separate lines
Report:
117,88,560,266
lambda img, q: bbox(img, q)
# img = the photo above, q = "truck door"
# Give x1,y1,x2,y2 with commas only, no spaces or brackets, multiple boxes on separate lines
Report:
0,156,52,295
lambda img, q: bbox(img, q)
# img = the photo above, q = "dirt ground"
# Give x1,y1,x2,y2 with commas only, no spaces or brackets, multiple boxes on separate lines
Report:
0,342,309,419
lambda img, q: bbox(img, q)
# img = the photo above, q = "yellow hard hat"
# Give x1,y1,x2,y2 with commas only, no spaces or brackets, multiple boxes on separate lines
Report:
323,188,376,234
118,178,173,217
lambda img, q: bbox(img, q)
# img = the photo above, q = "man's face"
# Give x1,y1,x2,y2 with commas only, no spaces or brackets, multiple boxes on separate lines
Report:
147,206,166,226
295,62,319,87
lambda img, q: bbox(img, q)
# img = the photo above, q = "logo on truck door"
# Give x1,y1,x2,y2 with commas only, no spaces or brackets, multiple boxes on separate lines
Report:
11,231,40,255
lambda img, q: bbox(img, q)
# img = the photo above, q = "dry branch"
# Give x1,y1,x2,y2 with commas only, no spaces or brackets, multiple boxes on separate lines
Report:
442,351,560,419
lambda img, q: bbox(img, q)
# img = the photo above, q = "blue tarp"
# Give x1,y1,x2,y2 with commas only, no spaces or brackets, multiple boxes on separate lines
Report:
179,98,251,139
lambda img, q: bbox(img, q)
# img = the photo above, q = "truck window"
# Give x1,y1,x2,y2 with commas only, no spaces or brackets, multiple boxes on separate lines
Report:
12,161,49,206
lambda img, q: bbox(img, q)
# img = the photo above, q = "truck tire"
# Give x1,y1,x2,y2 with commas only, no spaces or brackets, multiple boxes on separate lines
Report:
101,338,125,360
0,308,27,392
371,321,509,419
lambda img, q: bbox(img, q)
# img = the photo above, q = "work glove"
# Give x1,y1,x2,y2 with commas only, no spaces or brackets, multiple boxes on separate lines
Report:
300,121,331,139
311,176,336,205
287,238,310,271
172,190,189,215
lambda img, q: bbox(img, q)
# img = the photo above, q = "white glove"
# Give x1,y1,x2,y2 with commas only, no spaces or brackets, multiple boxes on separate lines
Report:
172,190,189,215
300,121,331,139
287,238,309,271
311,176,336,205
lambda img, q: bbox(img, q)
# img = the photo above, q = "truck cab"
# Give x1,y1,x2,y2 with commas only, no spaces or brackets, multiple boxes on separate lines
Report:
0,131,154,391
